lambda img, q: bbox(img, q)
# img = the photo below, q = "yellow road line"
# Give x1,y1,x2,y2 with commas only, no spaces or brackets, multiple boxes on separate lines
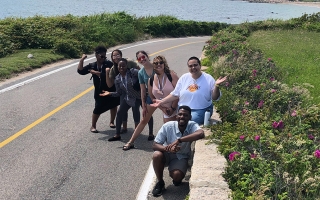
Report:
0,86,94,148
0,40,205,148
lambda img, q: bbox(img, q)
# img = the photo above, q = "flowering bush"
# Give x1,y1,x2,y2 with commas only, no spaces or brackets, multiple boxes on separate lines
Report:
206,23,320,199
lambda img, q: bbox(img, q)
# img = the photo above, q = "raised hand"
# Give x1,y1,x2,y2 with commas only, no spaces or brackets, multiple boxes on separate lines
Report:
215,76,228,86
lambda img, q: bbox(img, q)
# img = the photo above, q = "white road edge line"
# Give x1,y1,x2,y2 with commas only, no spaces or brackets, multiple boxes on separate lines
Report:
136,161,155,200
0,37,204,95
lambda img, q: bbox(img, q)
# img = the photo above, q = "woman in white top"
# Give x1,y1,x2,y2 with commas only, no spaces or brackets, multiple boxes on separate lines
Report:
151,56,227,125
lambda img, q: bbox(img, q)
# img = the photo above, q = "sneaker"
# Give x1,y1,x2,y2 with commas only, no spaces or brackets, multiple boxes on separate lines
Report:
148,134,155,141
152,180,165,197
172,180,182,186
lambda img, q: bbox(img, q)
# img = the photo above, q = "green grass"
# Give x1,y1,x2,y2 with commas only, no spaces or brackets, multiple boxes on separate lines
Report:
247,29,320,104
0,49,64,80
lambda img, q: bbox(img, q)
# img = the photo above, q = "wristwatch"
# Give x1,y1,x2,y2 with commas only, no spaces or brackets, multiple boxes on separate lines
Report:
178,138,182,143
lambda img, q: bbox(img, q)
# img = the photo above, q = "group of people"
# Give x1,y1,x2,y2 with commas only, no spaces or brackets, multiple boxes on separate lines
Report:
77,45,227,197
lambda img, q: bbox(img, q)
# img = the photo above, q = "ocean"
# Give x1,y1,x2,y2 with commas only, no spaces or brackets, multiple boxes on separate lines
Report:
1,0,320,24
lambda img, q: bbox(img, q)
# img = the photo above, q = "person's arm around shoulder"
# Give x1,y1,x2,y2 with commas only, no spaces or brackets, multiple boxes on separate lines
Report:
212,76,227,101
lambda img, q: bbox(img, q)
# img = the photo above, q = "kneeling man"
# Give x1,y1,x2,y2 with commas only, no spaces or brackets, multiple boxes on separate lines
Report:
152,105,204,197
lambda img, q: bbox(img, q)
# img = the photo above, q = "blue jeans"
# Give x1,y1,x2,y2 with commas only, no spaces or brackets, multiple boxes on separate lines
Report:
190,104,213,125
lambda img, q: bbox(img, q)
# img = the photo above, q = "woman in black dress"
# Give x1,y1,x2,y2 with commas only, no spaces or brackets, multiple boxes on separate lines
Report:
77,45,120,133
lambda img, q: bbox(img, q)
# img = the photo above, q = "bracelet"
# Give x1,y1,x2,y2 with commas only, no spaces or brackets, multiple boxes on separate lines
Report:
178,138,182,143
215,84,220,88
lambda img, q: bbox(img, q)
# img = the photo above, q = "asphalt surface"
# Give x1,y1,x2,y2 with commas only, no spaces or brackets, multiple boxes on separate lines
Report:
0,36,210,200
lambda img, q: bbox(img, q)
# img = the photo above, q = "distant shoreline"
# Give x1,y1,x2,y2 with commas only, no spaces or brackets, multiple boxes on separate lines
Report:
247,0,320,8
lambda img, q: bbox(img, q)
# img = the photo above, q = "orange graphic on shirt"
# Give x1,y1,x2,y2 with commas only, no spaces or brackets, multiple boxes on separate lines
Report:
188,84,199,92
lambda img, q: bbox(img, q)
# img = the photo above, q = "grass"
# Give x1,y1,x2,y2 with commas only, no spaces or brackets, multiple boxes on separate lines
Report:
247,29,320,104
0,49,64,80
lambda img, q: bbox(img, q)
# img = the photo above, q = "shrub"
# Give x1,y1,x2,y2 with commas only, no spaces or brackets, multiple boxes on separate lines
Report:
205,14,320,199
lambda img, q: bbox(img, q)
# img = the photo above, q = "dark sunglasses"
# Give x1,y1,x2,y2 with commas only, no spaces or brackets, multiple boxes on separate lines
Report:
137,55,146,62
153,61,164,65
99,54,107,59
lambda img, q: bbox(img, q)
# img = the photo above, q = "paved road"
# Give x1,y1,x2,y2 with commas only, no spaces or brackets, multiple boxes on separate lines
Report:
0,36,210,200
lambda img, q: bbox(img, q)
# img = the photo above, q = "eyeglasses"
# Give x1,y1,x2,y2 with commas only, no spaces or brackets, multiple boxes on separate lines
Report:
188,63,199,68
112,54,121,58
99,54,107,59
153,61,164,65
137,55,146,62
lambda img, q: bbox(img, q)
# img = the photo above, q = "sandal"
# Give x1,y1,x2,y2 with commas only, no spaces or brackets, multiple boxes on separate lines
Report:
123,142,134,151
90,127,99,133
109,122,116,129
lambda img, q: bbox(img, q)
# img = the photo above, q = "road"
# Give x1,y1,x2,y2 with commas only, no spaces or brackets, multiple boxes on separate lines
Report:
0,36,210,200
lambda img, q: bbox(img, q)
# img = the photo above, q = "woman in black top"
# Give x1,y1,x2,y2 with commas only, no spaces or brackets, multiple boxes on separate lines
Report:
77,45,119,133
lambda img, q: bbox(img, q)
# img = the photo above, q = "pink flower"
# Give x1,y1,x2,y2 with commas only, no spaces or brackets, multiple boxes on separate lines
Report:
278,120,284,129
255,85,261,90
268,58,272,61
242,109,248,115
291,110,297,117
252,69,257,77
308,134,315,140
244,101,249,106
254,135,260,141
270,77,275,81
258,100,264,108
225,82,229,87
239,135,245,141
271,89,276,93
229,152,241,161
314,150,320,158
272,121,284,129
272,121,279,129
250,154,257,159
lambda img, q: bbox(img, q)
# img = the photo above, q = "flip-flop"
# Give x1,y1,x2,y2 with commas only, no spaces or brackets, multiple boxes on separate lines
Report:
90,128,99,133
109,123,116,128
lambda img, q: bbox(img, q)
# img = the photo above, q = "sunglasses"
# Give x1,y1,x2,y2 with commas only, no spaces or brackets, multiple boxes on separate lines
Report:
188,63,199,68
99,54,107,59
137,55,146,62
153,61,164,65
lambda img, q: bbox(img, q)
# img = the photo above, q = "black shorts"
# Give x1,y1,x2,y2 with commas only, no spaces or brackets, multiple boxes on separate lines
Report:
93,96,119,115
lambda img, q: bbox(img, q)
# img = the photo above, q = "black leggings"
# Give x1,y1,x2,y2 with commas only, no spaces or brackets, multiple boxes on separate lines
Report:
116,99,142,134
